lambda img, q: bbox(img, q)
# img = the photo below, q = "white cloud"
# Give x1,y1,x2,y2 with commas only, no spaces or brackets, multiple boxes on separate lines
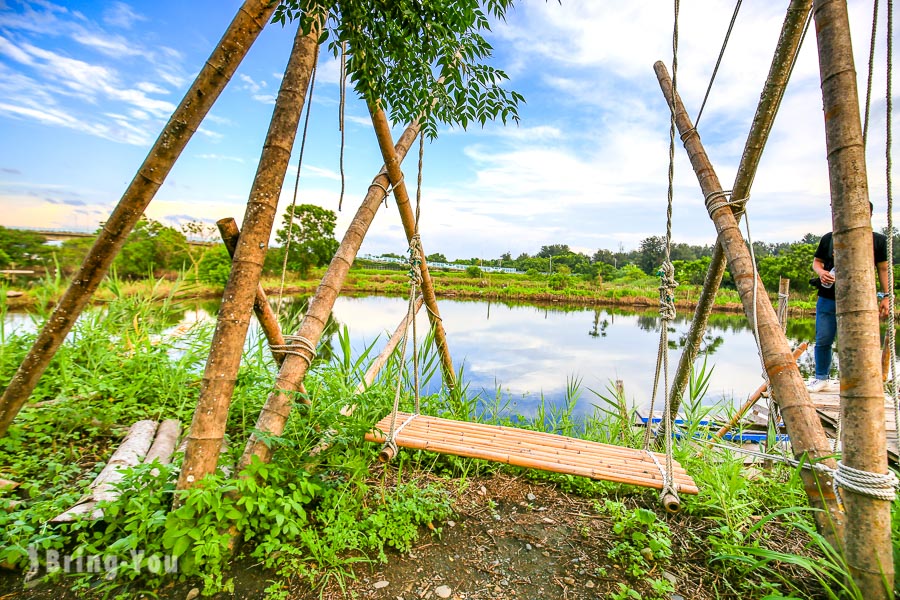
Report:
102,3,145,29
71,31,142,57
0,35,33,64
252,93,276,105
136,81,168,95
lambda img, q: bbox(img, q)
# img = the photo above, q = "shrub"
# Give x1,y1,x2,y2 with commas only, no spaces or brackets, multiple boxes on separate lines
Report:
197,245,232,286
465,265,483,278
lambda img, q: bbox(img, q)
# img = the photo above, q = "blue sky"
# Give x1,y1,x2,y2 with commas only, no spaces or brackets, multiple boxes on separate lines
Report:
0,0,896,260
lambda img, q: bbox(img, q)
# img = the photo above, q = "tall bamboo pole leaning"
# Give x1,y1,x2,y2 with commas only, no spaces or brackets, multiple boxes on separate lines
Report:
366,102,456,391
0,0,280,438
238,121,424,471
218,218,308,401
176,27,318,491
667,0,812,423
813,0,893,593
654,62,844,545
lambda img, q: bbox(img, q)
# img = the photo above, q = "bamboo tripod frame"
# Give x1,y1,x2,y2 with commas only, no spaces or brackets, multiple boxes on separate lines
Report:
366,413,698,495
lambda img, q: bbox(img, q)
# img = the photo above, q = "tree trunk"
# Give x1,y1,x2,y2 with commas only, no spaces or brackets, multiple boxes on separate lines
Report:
366,103,457,391
237,121,423,471
667,0,812,423
0,0,279,437
176,27,318,491
813,0,893,594
654,62,844,546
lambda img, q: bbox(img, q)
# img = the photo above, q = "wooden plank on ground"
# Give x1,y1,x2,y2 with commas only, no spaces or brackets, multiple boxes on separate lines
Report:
366,412,698,494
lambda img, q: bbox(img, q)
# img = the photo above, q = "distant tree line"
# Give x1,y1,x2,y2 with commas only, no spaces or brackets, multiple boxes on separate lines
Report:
0,203,341,286
3,217,899,295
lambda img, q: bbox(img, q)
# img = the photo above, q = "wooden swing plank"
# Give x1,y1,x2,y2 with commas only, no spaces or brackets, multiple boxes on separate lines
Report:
366,412,698,495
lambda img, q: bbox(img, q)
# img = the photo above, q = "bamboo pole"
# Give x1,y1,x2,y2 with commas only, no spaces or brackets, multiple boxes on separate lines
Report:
218,218,286,366
713,342,808,440
355,296,425,394
667,0,812,425
0,0,279,438
366,102,457,391
217,217,309,401
654,62,844,544
237,120,424,472
777,277,791,332
53,420,158,522
813,0,892,593
144,419,182,465
177,27,318,491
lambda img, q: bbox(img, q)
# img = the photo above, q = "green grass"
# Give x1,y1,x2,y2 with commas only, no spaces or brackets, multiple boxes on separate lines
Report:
0,287,896,599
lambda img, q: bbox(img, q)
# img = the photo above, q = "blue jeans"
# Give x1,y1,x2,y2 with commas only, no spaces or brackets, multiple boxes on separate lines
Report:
814,296,837,380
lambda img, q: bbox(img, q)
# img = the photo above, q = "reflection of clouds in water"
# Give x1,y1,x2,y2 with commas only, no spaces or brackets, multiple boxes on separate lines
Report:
4,297,818,420
330,296,783,419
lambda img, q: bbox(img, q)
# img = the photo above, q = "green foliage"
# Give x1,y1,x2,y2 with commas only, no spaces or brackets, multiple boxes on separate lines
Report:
598,499,673,578
197,244,233,286
0,226,48,268
465,265,482,278
110,216,190,279
273,0,523,139
757,243,816,293
548,271,569,290
276,204,340,278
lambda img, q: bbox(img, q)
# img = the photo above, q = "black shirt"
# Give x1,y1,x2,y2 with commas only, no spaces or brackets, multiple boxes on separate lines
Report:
814,231,888,300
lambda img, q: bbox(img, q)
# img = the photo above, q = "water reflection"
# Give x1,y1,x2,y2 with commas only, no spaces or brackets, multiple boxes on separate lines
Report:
328,296,819,418
6,295,892,420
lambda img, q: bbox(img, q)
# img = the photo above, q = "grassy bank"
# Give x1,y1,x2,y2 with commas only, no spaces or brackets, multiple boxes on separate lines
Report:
0,288,895,599
3,265,819,316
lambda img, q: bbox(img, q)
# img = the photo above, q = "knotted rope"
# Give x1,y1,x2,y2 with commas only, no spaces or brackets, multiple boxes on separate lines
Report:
382,234,424,458
643,0,680,509
269,335,317,367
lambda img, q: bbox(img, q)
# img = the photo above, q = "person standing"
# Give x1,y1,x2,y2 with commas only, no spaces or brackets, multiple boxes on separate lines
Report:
808,202,892,392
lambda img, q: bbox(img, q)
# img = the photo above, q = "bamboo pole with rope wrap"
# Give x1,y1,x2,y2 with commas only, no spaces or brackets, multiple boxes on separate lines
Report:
667,0,813,427
654,61,845,546
237,120,425,472
813,0,894,594
177,26,319,492
0,0,280,438
366,101,457,393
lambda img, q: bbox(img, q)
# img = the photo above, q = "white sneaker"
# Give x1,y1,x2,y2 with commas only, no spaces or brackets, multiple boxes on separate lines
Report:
807,379,828,393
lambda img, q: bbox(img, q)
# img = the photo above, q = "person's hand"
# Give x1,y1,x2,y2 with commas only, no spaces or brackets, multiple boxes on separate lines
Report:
820,269,835,286
880,296,891,319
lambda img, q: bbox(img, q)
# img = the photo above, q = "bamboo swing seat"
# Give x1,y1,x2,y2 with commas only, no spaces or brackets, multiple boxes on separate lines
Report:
366,412,699,495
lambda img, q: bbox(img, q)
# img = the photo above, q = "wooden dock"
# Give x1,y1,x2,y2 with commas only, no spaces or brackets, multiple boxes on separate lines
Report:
638,381,899,464
808,380,899,460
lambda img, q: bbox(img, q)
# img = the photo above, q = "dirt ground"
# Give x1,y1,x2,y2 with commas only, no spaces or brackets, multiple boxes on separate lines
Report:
1,469,820,600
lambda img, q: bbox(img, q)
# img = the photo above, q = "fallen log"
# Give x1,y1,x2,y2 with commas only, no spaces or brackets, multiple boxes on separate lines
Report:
52,420,157,522
144,419,182,465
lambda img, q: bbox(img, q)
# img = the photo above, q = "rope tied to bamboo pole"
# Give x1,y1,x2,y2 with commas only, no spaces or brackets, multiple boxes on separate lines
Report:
269,334,317,367
832,461,899,506
704,189,749,219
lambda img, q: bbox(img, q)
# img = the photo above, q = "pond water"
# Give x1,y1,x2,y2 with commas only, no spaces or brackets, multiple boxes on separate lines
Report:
2,295,824,419
327,295,818,418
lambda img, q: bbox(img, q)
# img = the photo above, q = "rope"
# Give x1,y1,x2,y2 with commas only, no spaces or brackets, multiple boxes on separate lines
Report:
382,235,425,454
269,335,317,367
643,0,680,506
886,0,899,457
704,189,749,218
338,41,347,211
864,0,880,147
695,0,742,128
277,49,319,317
833,461,899,506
